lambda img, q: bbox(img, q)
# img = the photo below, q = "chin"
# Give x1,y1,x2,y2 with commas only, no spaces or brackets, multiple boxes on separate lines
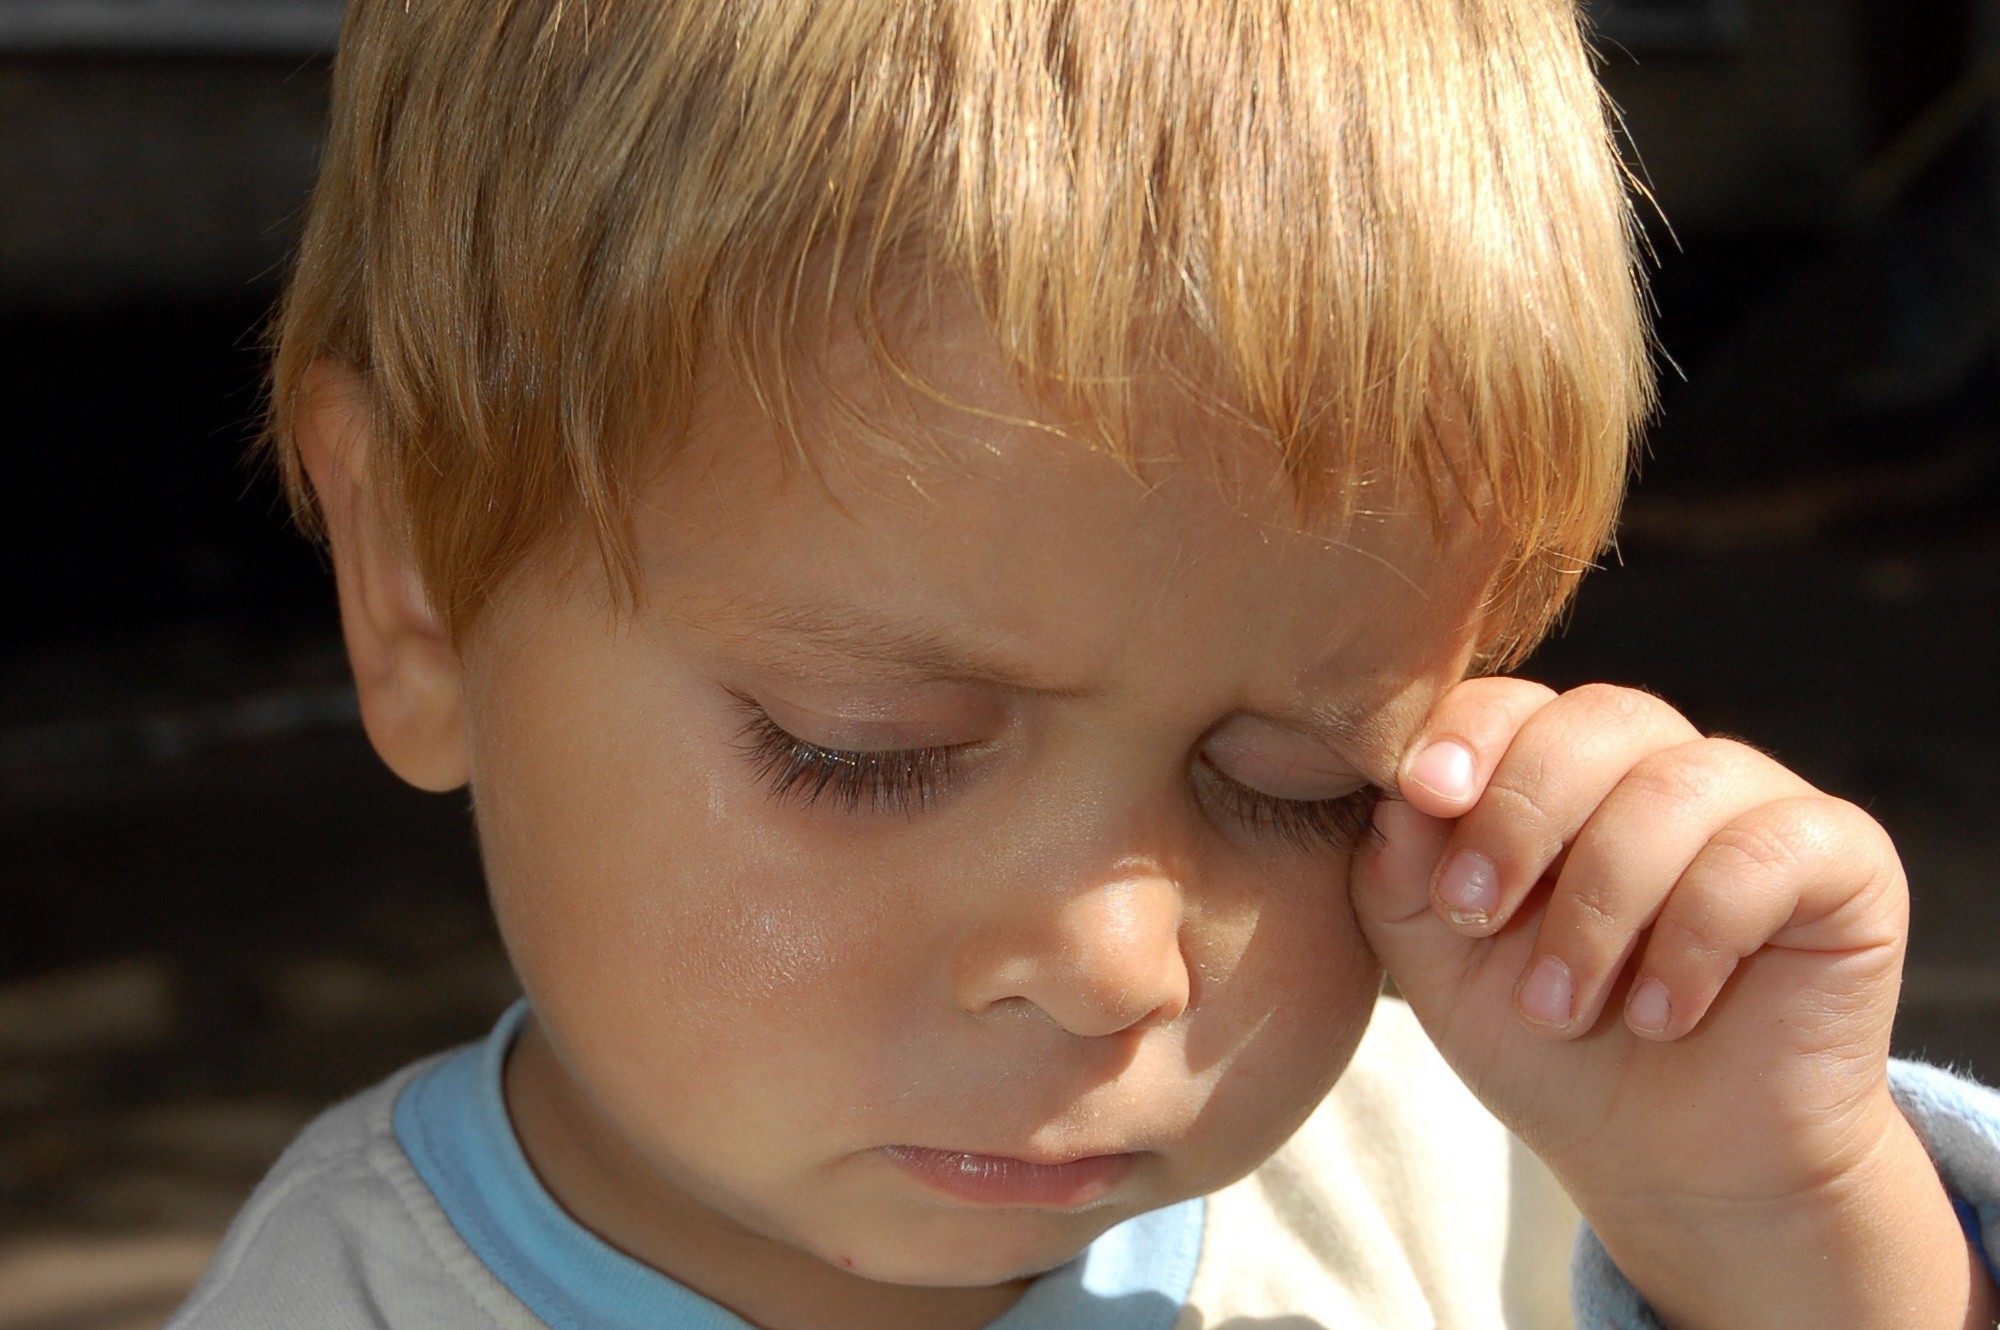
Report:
809,1207,1119,1287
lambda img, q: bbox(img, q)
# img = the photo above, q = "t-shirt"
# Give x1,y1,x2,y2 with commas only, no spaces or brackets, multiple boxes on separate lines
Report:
162,997,2000,1330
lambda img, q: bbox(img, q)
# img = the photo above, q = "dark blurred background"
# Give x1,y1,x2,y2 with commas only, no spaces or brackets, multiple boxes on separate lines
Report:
1,0,1997,1324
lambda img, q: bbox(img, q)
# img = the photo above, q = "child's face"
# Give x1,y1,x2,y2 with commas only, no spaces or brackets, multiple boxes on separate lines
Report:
454,314,1499,1297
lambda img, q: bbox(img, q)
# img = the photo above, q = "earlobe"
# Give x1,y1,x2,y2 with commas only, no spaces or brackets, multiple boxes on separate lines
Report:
296,361,471,794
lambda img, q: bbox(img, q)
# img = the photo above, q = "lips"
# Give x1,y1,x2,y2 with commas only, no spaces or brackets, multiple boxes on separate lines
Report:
880,1144,1138,1208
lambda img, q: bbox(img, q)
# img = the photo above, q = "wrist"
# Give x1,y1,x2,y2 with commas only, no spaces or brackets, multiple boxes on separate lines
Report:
1578,1102,1987,1330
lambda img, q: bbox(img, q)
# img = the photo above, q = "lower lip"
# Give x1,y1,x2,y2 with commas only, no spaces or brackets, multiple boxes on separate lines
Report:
881,1145,1137,1208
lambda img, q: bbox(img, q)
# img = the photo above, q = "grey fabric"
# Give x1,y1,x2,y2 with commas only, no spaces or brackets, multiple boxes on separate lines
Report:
164,1057,545,1330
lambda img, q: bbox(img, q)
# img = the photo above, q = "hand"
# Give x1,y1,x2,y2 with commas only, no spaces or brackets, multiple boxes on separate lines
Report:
1349,679,1992,1330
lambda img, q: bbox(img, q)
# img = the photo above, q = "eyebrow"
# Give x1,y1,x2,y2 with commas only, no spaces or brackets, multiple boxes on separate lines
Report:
669,594,1391,762
669,595,1092,696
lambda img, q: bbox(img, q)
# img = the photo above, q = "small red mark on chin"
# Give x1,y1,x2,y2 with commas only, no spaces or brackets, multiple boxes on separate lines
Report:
838,1255,855,1270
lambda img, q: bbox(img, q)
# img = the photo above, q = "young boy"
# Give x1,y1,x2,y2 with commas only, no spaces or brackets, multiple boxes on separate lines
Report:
168,0,2000,1326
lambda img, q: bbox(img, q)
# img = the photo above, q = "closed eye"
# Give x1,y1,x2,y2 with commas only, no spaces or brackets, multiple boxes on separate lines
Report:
1195,760,1383,853
733,701,958,815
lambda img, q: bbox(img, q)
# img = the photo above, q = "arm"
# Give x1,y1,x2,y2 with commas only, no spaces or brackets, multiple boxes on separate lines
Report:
1572,1060,2000,1330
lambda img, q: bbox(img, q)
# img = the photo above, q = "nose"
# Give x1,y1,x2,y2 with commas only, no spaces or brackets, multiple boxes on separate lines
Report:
951,871,1191,1038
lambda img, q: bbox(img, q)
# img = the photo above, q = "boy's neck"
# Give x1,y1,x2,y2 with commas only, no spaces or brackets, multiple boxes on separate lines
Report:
503,1012,1035,1330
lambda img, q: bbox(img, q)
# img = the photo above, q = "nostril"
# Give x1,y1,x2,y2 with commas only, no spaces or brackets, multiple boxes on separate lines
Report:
1048,938,1191,1038
1137,965,1192,1031
948,872,1192,1038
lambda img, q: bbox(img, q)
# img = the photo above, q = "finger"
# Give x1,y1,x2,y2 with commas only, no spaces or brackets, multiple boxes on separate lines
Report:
1398,677,1558,817
1350,797,1466,1002
1621,795,1907,1041
1428,684,1700,936
1511,737,1808,1036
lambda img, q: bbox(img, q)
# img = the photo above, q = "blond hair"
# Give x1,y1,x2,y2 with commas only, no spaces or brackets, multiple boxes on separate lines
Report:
269,0,1651,663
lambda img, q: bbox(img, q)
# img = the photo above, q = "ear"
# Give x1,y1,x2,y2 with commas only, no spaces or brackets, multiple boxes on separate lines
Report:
296,362,471,793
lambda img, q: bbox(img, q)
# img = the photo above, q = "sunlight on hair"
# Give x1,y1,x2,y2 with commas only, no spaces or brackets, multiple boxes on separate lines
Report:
267,0,1653,665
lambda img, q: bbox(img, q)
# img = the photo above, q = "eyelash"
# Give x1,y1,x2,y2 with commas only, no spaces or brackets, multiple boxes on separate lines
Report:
732,702,1382,851
1194,765,1384,853
735,706,957,816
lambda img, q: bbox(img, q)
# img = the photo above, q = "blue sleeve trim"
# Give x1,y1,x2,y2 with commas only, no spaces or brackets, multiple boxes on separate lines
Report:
1570,1059,2000,1328
1887,1058,2000,1294
1955,1195,2000,1291
1569,1225,1664,1330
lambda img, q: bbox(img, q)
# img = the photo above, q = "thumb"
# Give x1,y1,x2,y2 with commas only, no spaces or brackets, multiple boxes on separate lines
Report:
1351,797,1472,1011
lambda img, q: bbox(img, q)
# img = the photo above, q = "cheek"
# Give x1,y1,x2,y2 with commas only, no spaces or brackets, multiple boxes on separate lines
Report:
467,653,916,1123
1176,855,1382,1179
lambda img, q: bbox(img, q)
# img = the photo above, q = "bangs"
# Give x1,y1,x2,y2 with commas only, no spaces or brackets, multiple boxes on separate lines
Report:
271,0,1651,660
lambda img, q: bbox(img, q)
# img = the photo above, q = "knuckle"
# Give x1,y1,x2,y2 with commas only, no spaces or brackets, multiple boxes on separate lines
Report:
1819,795,1894,854
1559,875,1625,936
1621,750,1722,812
1433,676,1556,741
1693,734,1773,772
1752,795,1871,866
1705,731,1775,761
1649,908,1742,968
1815,796,1908,900
1702,814,1807,885
1481,766,1567,844
1561,682,1673,730
1492,677,1560,709
1621,739,1760,812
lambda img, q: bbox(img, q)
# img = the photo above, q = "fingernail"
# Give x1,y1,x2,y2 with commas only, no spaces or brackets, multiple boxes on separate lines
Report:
1408,739,1476,803
1518,956,1573,1028
1433,850,1498,927
1627,978,1671,1035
